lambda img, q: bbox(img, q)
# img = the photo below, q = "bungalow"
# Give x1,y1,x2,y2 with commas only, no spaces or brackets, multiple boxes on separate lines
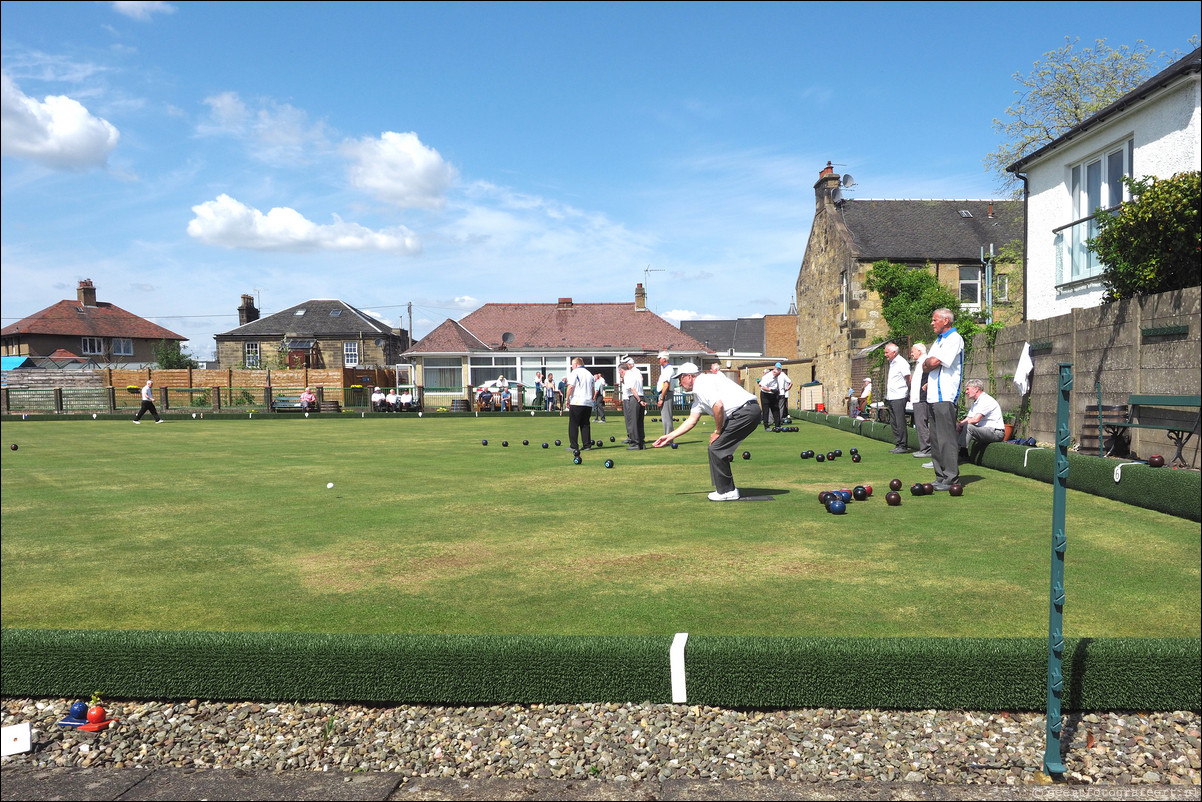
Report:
405,284,713,408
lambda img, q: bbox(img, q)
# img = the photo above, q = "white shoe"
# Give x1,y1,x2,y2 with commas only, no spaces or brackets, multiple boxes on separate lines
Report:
133,420,140,424
155,420,164,424
922,461,934,469
708,488,740,502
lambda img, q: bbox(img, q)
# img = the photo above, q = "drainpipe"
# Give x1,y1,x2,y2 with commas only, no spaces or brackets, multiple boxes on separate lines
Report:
1015,171,1030,322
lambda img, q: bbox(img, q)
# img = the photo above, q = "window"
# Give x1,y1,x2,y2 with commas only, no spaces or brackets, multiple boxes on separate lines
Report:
343,341,359,367
840,270,849,324
244,342,260,367
81,337,104,355
329,309,342,317
1063,138,1133,283
469,356,517,387
423,357,462,391
959,266,981,309
294,309,306,316
112,338,134,356
995,274,1010,303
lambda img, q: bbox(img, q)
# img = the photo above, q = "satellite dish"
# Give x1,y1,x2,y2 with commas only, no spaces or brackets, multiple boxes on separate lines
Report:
842,174,855,188
501,332,514,349
831,187,844,205
373,338,385,347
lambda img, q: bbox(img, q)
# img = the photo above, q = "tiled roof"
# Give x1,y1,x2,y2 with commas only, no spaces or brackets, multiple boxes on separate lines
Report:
681,318,766,354
839,200,1022,261
408,302,714,355
216,299,396,339
1,300,185,341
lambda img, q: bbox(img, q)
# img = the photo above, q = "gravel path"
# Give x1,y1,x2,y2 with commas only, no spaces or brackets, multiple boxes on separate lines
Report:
3,699,1198,791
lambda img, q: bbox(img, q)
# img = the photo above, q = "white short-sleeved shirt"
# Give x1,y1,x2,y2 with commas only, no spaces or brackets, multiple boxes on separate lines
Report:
968,391,1004,430
759,372,778,393
777,372,793,395
690,373,757,417
567,366,594,407
926,328,964,404
886,354,910,401
910,358,927,404
658,364,676,394
622,366,643,399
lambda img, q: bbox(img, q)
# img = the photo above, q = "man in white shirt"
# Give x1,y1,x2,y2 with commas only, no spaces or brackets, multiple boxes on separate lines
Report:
565,357,596,451
398,389,414,411
621,357,647,449
776,366,793,426
758,368,779,430
656,351,676,437
923,308,965,490
910,343,931,458
855,377,872,419
385,388,399,412
592,374,607,422
958,379,1005,459
371,387,386,412
884,342,911,452
653,363,760,501
133,378,162,423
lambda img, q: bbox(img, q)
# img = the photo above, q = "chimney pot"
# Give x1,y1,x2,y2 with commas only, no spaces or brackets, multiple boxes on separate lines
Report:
77,279,97,307
238,294,260,325
635,283,647,311
557,297,573,309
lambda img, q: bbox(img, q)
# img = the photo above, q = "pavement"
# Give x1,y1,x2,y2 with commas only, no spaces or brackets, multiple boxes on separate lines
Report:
2,767,1198,801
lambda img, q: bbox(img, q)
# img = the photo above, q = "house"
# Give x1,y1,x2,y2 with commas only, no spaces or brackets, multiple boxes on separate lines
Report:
213,295,410,370
793,164,1022,407
405,284,713,408
1007,47,1201,321
0,279,186,368
682,311,810,386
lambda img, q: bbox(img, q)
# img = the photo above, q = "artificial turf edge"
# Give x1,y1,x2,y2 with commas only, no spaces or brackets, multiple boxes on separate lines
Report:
2,628,1198,711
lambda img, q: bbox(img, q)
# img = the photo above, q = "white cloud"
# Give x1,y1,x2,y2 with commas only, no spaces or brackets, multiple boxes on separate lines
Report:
110,2,176,21
198,91,328,164
343,131,456,209
663,309,721,323
187,194,420,253
0,73,119,170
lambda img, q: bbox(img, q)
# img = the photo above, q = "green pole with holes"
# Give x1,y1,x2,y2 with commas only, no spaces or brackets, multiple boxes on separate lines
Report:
1043,362,1072,776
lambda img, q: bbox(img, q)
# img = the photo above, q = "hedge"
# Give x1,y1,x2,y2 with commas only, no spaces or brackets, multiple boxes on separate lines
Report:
797,411,1201,521
3,629,1198,711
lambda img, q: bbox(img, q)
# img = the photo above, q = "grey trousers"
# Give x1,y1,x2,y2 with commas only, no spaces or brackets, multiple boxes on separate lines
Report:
661,395,674,436
887,397,909,447
912,399,931,452
709,401,761,493
960,423,1005,452
928,401,959,485
623,397,645,446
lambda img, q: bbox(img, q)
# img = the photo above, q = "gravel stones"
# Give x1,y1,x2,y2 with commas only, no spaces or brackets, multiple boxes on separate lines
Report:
2,699,1198,789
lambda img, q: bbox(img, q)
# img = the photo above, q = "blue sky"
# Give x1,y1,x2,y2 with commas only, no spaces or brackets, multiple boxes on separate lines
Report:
2,1,1198,360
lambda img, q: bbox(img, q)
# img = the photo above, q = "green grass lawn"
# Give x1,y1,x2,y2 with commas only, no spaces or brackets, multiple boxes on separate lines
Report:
2,415,1198,639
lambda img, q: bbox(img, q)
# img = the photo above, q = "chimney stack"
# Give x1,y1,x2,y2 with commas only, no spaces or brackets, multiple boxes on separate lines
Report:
815,162,841,210
635,283,646,311
238,294,260,325
557,297,574,309
77,279,97,307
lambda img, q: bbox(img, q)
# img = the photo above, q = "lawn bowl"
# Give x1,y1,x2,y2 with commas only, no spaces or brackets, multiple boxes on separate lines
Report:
10,444,17,451
573,456,582,465
555,440,562,446
889,478,903,491
523,440,529,445
542,442,549,448
742,451,751,460
922,483,935,495
815,453,825,463
604,459,614,469
949,483,964,496
1148,455,1165,467
827,499,847,515
670,442,678,449
910,483,924,496
501,441,508,447
481,439,488,446
852,486,868,501
885,491,902,506
851,454,862,463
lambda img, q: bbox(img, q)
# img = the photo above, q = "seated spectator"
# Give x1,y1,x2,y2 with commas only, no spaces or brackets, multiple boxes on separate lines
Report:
385,388,399,411
478,387,494,410
500,386,512,411
957,379,1005,460
398,389,415,411
855,377,872,419
300,386,317,412
371,386,386,412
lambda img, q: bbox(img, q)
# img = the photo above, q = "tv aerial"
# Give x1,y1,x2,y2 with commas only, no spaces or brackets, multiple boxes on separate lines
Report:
643,265,664,286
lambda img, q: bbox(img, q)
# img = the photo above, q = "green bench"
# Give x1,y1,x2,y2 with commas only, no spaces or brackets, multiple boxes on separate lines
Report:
270,395,309,413
1104,394,1200,467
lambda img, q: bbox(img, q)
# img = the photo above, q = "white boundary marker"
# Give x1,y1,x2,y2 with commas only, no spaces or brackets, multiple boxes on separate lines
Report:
1023,448,1041,468
1,722,31,756
1113,462,1144,483
670,632,689,703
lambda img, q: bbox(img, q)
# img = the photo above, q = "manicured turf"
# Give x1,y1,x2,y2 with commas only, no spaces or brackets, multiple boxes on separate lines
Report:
2,415,1198,639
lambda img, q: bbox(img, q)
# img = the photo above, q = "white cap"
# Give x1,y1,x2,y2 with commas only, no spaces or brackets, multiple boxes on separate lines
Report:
658,351,670,360
676,362,700,375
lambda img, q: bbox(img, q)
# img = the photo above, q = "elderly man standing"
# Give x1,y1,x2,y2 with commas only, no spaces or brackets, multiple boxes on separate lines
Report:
621,357,647,450
884,342,911,452
653,363,760,501
923,308,965,491
565,357,595,451
910,342,932,459
656,351,676,438
958,379,1005,460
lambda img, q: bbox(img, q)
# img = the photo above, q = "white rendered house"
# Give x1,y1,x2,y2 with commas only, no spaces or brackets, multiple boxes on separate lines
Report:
1008,48,1200,321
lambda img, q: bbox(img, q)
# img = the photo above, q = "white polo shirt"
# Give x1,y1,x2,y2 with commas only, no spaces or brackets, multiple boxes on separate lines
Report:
690,373,757,417
622,366,643,400
926,328,964,404
567,366,594,408
886,354,910,401
968,391,1004,430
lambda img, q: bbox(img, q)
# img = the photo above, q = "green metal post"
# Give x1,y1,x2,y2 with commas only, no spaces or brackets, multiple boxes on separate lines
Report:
1043,362,1072,776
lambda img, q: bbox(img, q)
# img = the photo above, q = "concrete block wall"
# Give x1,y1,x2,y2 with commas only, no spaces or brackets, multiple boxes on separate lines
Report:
964,286,1200,466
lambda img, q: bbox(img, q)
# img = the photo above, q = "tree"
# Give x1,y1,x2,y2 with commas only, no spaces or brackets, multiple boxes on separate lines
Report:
863,260,963,346
153,339,198,369
986,37,1164,195
1090,171,1201,302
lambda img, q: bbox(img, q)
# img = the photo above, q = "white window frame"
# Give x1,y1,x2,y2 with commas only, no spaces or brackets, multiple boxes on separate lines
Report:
81,337,104,355
112,337,134,356
244,342,260,368
1065,137,1133,283
343,341,359,368
995,274,1010,303
959,266,982,310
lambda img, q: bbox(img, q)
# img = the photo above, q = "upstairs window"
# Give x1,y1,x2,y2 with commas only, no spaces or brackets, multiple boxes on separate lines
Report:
343,341,359,367
81,337,104,355
244,342,260,368
1060,137,1133,284
112,338,134,356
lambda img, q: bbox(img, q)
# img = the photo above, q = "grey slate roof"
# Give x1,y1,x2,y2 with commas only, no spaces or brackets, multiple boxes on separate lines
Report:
839,200,1022,261
216,299,393,339
680,318,765,354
